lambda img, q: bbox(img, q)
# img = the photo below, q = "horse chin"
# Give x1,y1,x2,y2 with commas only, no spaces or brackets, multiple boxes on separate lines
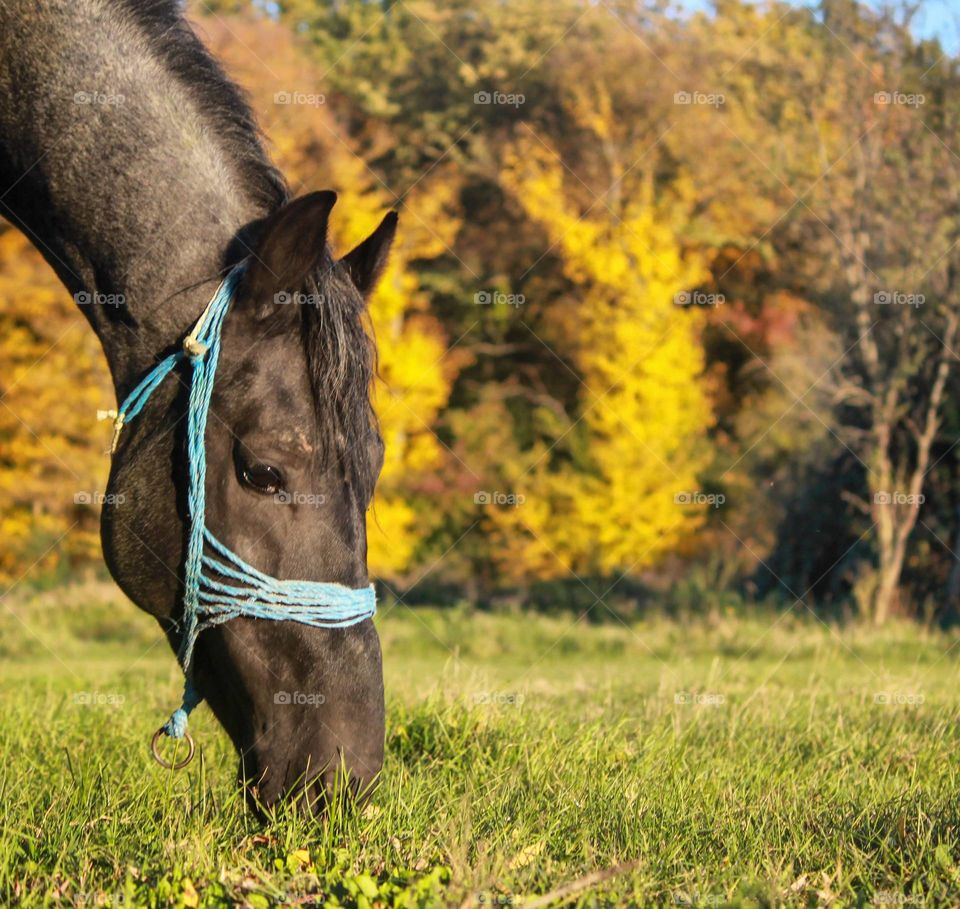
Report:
196,618,385,815
237,721,384,816
241,752,381,817
238,688,383,815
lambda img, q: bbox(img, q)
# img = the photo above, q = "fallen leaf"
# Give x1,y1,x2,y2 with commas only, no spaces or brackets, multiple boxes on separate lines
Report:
509,841,545,870
182,878,199,908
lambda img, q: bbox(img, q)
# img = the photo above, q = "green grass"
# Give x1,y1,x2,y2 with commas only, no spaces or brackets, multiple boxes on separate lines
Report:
3,581,960,907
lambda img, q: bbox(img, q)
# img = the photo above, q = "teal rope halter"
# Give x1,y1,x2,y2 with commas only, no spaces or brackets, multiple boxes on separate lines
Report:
109,260,376,757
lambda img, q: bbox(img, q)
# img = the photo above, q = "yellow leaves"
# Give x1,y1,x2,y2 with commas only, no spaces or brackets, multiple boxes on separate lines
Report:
498,132,713,577
509,839,546,870
367,495,418,578
359,198,460,578
180,878,199,908
287,848,311,871
390,171,462,264
567,79,616,143
367,307,452,575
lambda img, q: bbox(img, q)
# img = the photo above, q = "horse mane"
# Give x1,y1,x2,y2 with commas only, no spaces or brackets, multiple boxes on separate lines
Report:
120,0,378,487
114,0,288,213
300,259,379,492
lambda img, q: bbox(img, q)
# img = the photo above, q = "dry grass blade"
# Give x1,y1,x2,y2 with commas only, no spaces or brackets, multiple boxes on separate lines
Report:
520,859,642,909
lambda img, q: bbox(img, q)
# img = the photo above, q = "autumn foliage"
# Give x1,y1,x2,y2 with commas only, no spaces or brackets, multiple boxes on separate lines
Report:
3,0,960,622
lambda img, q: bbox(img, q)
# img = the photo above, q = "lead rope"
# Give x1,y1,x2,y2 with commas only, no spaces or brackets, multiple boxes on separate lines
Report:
105,261,376,767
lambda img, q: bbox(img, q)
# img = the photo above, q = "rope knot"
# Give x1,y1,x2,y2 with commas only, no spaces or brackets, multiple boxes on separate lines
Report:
97,409,125,454
183,336,208,358
163,707,190,739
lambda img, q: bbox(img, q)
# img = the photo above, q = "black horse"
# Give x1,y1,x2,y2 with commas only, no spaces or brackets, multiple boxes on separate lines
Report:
0,0,395,809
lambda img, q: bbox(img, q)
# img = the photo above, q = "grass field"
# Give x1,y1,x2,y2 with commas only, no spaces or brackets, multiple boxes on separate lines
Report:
2,581,960,907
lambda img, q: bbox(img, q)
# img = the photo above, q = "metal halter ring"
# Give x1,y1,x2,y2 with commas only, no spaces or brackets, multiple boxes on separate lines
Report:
150,727,196,770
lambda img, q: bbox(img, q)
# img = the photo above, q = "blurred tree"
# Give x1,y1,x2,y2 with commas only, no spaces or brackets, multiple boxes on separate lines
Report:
0,228,112,581
4,0,958,617
676,0,960,621
496,130,711,578
782,3,960,623
271,0,582,183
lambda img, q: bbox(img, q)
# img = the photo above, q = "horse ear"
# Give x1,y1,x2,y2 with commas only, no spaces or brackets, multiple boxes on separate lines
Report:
340,211,398,298
242,190,337,311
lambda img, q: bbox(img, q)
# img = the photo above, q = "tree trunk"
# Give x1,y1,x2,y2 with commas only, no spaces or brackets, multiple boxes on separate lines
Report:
874,536,908,625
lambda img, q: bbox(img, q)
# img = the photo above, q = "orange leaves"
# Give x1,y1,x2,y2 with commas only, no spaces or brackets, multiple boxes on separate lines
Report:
0,229,112,580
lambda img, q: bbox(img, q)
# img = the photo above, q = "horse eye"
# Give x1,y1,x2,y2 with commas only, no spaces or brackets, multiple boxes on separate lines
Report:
241,463,283,494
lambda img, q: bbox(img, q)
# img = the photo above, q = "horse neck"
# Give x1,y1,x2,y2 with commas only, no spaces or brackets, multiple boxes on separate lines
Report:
0,0,275,393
